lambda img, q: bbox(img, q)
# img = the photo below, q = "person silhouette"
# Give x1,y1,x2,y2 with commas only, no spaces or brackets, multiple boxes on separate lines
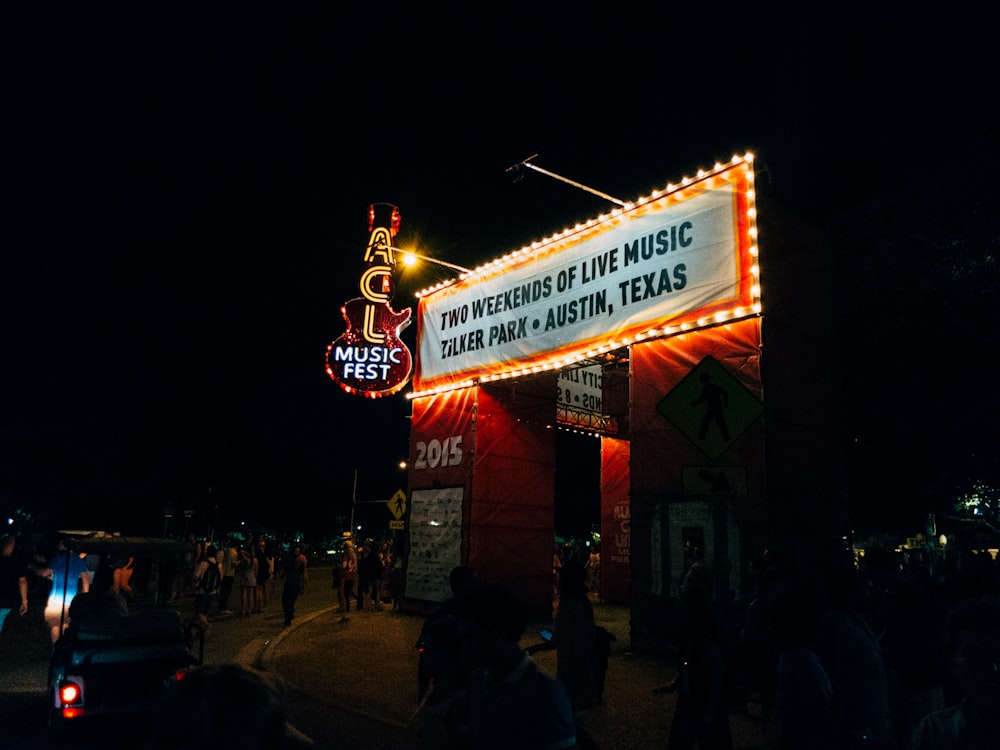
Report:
816,563,896,749
416,564,480,706
666,584,734,750
418,582,577,750
692,372,729,441
909,595,1000,750
526,559,601,709
41,537,91,644
0,534,29,633
146,663,314,748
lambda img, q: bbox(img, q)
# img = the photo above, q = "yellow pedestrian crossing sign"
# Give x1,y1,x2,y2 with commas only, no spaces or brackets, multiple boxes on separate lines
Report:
388,489,407,520
656,355,764,460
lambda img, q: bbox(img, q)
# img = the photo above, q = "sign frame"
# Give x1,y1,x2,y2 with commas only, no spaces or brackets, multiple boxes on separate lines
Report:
414,158,759,393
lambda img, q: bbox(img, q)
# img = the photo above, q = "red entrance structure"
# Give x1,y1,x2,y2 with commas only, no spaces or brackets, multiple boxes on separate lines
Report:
398,154,846,653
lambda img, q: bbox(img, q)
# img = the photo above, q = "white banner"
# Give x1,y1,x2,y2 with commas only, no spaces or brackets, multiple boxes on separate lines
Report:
416,167,751,390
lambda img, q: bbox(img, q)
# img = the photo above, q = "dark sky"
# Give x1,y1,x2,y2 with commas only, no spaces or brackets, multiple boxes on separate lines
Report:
5,5,998,536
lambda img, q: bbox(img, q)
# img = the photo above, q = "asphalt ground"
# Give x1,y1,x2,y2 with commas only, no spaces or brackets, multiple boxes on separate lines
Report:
225,570,765,750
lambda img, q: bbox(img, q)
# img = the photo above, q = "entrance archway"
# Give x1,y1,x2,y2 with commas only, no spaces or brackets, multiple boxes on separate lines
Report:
395,156,846,654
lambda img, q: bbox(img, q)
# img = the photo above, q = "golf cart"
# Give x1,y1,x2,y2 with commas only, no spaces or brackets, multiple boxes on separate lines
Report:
46,533,205,741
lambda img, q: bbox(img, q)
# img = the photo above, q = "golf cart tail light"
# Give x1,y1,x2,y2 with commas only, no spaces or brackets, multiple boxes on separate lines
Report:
59,681,82,705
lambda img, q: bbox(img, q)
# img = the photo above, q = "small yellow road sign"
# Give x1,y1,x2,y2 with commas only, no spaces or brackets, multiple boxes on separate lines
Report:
388,489,407,520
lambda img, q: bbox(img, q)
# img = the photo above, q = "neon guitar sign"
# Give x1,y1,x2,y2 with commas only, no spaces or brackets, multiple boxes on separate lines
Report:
325,204,413,397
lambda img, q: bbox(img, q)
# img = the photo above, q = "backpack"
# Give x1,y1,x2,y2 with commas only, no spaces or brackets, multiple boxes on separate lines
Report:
593,625,616,696
199,561,220,594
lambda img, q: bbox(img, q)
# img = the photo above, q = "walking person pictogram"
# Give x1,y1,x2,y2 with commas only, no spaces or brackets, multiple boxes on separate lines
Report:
692,372,730,441
657,355,764,461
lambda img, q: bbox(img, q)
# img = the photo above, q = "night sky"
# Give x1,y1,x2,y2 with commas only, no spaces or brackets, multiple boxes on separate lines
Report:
5,5,998,537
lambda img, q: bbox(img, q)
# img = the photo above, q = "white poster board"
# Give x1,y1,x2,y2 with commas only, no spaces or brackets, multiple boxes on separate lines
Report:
405,486,464,602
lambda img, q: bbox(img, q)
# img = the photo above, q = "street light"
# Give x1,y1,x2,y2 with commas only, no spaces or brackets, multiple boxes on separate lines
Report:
375,243,472,275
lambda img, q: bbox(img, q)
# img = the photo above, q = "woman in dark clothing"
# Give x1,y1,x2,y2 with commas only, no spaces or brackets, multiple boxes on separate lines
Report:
254,537,271,613
281,545,307,627
527,559,601,709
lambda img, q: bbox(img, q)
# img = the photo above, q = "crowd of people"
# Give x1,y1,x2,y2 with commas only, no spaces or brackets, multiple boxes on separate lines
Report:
0,528,320,747
143,531,298,626
0,528,414,647
3,526,999,750
407,542,1000,750
183,534,313,628
691,543,1000,750
332,534,401,621
0,529,319,647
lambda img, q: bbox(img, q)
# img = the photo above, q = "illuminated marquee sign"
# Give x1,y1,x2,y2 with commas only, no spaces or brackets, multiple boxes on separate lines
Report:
413,156,760,394
326,204,413,398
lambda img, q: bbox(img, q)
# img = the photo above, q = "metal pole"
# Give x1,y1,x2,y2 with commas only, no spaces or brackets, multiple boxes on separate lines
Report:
507,155,627,207
349,468,358,533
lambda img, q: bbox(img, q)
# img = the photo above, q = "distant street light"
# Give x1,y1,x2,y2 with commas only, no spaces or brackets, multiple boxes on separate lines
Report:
162,504,174,537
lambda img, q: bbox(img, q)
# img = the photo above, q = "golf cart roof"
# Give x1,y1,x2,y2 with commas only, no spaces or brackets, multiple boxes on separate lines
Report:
58,531,189,555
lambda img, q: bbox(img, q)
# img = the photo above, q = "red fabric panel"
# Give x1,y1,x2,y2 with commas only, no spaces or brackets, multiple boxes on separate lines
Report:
627,318,763,651
469,382,556,619
600,437,631,604
630,318,764,499
408,387,477,493
404,388,477,610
